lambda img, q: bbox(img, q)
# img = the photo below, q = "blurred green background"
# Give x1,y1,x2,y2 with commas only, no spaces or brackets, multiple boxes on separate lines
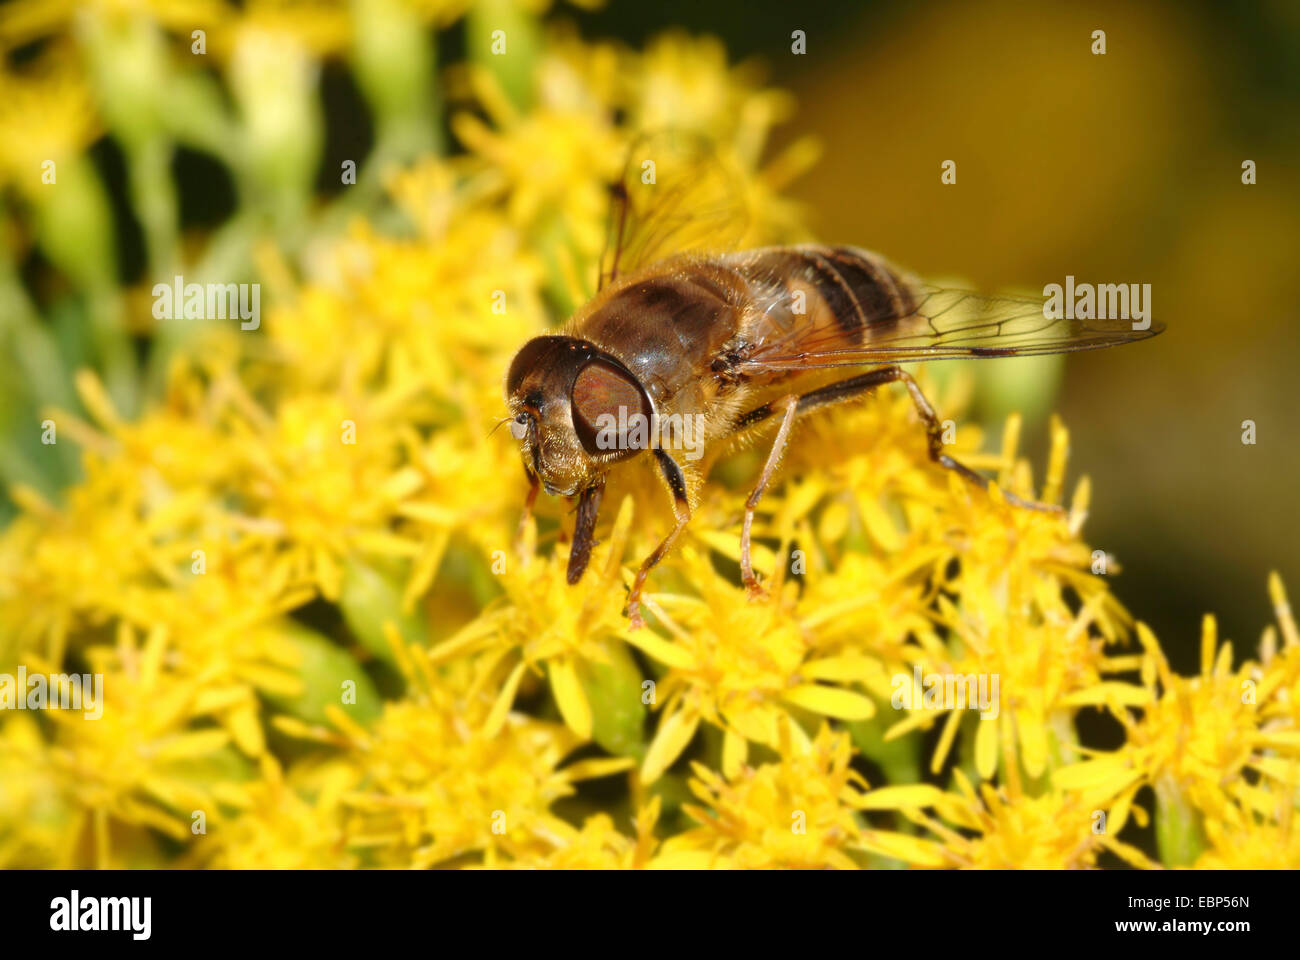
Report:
3,0,1297,672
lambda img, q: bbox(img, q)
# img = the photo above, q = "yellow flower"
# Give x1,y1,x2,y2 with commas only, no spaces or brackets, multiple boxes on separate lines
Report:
490,799,663,870
2,368,313,663
682,382,1145,788
655,723,873,869
2,3,1292,872
1053,593,1300,849
627,546,879,783
426,494,638,740
628,32,792,144
0,43,99,192
859,768,1157,869
1195,776,1300,869
0,1,231,53
0,715,70,868
1256,572,1300,730
452,93,622,247
14,629,254,868
291,681,631,867
215,757,360,869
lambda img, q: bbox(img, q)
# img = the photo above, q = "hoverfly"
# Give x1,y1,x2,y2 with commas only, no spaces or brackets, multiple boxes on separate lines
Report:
504,133,1163,629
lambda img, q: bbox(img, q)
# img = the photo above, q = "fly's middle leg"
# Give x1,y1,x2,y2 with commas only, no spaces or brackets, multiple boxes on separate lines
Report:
626,449,692,630
739,395,799,598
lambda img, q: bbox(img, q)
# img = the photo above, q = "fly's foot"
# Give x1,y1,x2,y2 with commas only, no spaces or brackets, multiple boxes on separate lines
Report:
625,597,646,631
742,571,768,602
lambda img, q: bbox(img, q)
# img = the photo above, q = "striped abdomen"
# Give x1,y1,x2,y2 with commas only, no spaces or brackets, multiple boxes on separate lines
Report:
724,244,919,369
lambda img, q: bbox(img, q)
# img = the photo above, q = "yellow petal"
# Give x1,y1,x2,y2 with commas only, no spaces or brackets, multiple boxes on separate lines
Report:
324,704,372,743
857,493,905,552
859,829,948,867
242,664,303,697
975,708,999,779
396,502,460,525
930,707,963,775
781,684,875,720
623,630,697,670
74,369,121,428
550,657,593,740
819,498,850,543
1109,785,1138,834
380,466,426,502
1052,757,1141,793
1201,614,1217,677
648,849,724,870
1098,835,1161,870
1254,730,1300,748
427,616,496,665
1255,756,1300,782
725,706,778,746
1059,682,1152,707
1269,571,1299,647
226,702,265,756
641,706,700,783
857,784,946,811
403,527,450,613
802,656,886,684
562,756,635,781
193,686,255,714
695,530,775,572
1017,709,1048,779
722,727,747,779
152,730,231,760
484,660,527,738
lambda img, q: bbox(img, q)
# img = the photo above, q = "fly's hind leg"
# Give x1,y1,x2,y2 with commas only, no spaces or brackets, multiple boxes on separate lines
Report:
872,366,1064,514
626,448,692,631
732,365,1062,595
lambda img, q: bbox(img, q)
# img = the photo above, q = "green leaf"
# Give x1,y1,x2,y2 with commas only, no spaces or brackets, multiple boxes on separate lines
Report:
264,622,382,727
579,639,648,760
339,555,429,666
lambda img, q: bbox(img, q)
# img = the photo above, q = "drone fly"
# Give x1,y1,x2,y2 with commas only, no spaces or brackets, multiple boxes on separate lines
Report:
504,133,1163,628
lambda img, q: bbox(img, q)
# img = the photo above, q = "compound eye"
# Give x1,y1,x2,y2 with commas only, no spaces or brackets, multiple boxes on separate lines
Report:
571,360,650,456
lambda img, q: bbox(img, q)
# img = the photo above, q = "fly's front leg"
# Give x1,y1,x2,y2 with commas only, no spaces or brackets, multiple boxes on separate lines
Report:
626,449,691,630
566,479,606,585
739,396,799,599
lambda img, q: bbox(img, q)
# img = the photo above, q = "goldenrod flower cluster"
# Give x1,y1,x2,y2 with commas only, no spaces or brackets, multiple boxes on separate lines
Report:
1,1,1296,870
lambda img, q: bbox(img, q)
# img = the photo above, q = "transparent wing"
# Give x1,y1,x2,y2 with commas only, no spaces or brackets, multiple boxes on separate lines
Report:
740,284,1165,370
598,130,751,290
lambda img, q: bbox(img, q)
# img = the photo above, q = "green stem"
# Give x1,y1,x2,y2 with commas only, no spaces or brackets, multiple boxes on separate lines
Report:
126,136,179,278
1154,775,1206,867
466,0,539,111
